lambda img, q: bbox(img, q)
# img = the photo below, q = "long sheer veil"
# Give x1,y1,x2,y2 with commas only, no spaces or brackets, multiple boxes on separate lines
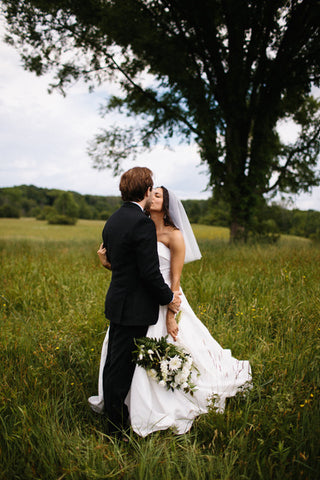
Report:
168,190,202,264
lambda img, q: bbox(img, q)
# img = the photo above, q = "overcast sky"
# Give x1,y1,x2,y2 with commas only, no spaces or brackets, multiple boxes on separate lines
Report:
1,21,320,209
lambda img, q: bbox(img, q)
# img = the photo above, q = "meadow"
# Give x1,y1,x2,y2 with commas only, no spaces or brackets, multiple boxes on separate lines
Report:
0,218,319,479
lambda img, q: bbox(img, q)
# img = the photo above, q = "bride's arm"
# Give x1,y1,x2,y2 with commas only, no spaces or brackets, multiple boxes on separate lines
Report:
169,230,185,290
166,230,185,341
97,243,111,270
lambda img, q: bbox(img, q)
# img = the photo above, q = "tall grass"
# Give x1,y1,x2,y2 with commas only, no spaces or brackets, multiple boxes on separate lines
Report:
0,219,319,479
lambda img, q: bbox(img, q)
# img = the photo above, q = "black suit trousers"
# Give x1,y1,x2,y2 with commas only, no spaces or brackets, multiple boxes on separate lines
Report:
102,322,148,433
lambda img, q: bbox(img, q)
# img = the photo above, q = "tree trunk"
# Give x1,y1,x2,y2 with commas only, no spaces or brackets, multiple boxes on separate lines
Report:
230,220,246,243
224,118,251,243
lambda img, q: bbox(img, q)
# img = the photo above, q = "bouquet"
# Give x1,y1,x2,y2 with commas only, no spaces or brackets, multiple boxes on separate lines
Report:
133,335,198,395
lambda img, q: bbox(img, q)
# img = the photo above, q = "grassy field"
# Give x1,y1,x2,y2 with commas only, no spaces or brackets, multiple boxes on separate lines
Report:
0,218,319,479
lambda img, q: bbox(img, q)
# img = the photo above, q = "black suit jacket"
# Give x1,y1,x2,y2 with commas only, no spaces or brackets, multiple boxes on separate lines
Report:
102,202,173,326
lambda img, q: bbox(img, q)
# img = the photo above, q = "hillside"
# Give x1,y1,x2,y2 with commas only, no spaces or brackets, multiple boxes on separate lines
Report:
0,185,320,240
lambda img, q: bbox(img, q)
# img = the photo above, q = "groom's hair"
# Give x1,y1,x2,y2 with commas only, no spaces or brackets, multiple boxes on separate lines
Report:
119,167,153,202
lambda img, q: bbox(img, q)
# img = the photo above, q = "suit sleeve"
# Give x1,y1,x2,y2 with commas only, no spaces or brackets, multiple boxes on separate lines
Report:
133,216,173,305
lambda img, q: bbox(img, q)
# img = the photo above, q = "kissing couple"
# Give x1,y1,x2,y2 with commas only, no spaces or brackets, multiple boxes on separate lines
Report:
89,166,251,438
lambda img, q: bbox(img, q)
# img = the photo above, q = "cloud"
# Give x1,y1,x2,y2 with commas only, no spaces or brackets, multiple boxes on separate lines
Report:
0,26,209,199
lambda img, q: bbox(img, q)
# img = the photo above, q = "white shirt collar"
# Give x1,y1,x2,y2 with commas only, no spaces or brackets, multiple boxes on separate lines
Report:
130,201,144,211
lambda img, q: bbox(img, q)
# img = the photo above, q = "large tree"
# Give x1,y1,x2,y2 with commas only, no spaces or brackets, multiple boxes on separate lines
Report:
2,0,320,239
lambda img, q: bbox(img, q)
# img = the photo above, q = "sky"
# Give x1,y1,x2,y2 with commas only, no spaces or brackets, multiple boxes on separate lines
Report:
1,21,320,209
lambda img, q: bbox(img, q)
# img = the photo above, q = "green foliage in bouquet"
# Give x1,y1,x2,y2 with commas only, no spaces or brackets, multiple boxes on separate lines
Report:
133,336,198,395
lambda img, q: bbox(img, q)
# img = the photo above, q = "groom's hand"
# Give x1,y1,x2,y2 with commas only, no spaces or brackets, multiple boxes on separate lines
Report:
168,290,181,314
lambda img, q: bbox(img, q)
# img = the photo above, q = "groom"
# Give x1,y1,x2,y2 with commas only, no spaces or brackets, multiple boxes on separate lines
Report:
101,166,181,436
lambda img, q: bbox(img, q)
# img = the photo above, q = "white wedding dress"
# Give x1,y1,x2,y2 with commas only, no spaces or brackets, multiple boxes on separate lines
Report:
89,242,252,437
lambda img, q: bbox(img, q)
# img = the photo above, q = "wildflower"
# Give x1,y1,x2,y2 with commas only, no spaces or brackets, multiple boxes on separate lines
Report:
299,452,309,461
55,347,59,350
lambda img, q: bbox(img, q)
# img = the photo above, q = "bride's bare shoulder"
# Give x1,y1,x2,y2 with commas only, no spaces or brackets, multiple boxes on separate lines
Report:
167,227,184,246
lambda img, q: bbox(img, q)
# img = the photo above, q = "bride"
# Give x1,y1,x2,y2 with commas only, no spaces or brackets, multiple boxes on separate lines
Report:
89,187,251,437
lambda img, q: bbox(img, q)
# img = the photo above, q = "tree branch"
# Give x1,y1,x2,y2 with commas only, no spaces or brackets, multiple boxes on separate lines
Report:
104,52,200,136
264,122,320,194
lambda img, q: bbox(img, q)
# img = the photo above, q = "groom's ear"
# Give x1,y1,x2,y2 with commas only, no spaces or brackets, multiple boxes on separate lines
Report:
145,186,153,198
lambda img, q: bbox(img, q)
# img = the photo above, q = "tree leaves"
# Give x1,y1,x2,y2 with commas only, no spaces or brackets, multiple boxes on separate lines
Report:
2,0,320,237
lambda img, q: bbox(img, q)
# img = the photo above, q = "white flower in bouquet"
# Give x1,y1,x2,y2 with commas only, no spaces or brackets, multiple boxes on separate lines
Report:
168,355,182,372
186,356,193,368
160,359,168,373
147,369,158,380
175,370,188,385
133,336,199,395
182,365,191,378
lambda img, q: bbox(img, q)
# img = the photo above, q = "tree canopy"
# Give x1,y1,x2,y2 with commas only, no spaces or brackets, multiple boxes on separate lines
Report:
2,0,320,239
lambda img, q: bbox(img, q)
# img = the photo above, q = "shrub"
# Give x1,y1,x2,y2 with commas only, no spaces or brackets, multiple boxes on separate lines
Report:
47,214,77,225
54,192,79,218
36,206,56,220
310,228,320,242
0,204,20,218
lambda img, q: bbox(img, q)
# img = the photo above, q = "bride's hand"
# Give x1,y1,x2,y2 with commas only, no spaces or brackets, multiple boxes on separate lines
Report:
166,310,179,341
97,243,111,270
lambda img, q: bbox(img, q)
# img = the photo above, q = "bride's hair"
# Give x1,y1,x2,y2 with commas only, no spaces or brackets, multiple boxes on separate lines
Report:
161,186,178,229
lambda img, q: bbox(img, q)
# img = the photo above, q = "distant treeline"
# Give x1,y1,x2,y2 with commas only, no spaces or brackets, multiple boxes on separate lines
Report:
1,185,320,240
0,185,122,225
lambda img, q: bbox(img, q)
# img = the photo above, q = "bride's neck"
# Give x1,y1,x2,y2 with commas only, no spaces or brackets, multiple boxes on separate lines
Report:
150,211,165,233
